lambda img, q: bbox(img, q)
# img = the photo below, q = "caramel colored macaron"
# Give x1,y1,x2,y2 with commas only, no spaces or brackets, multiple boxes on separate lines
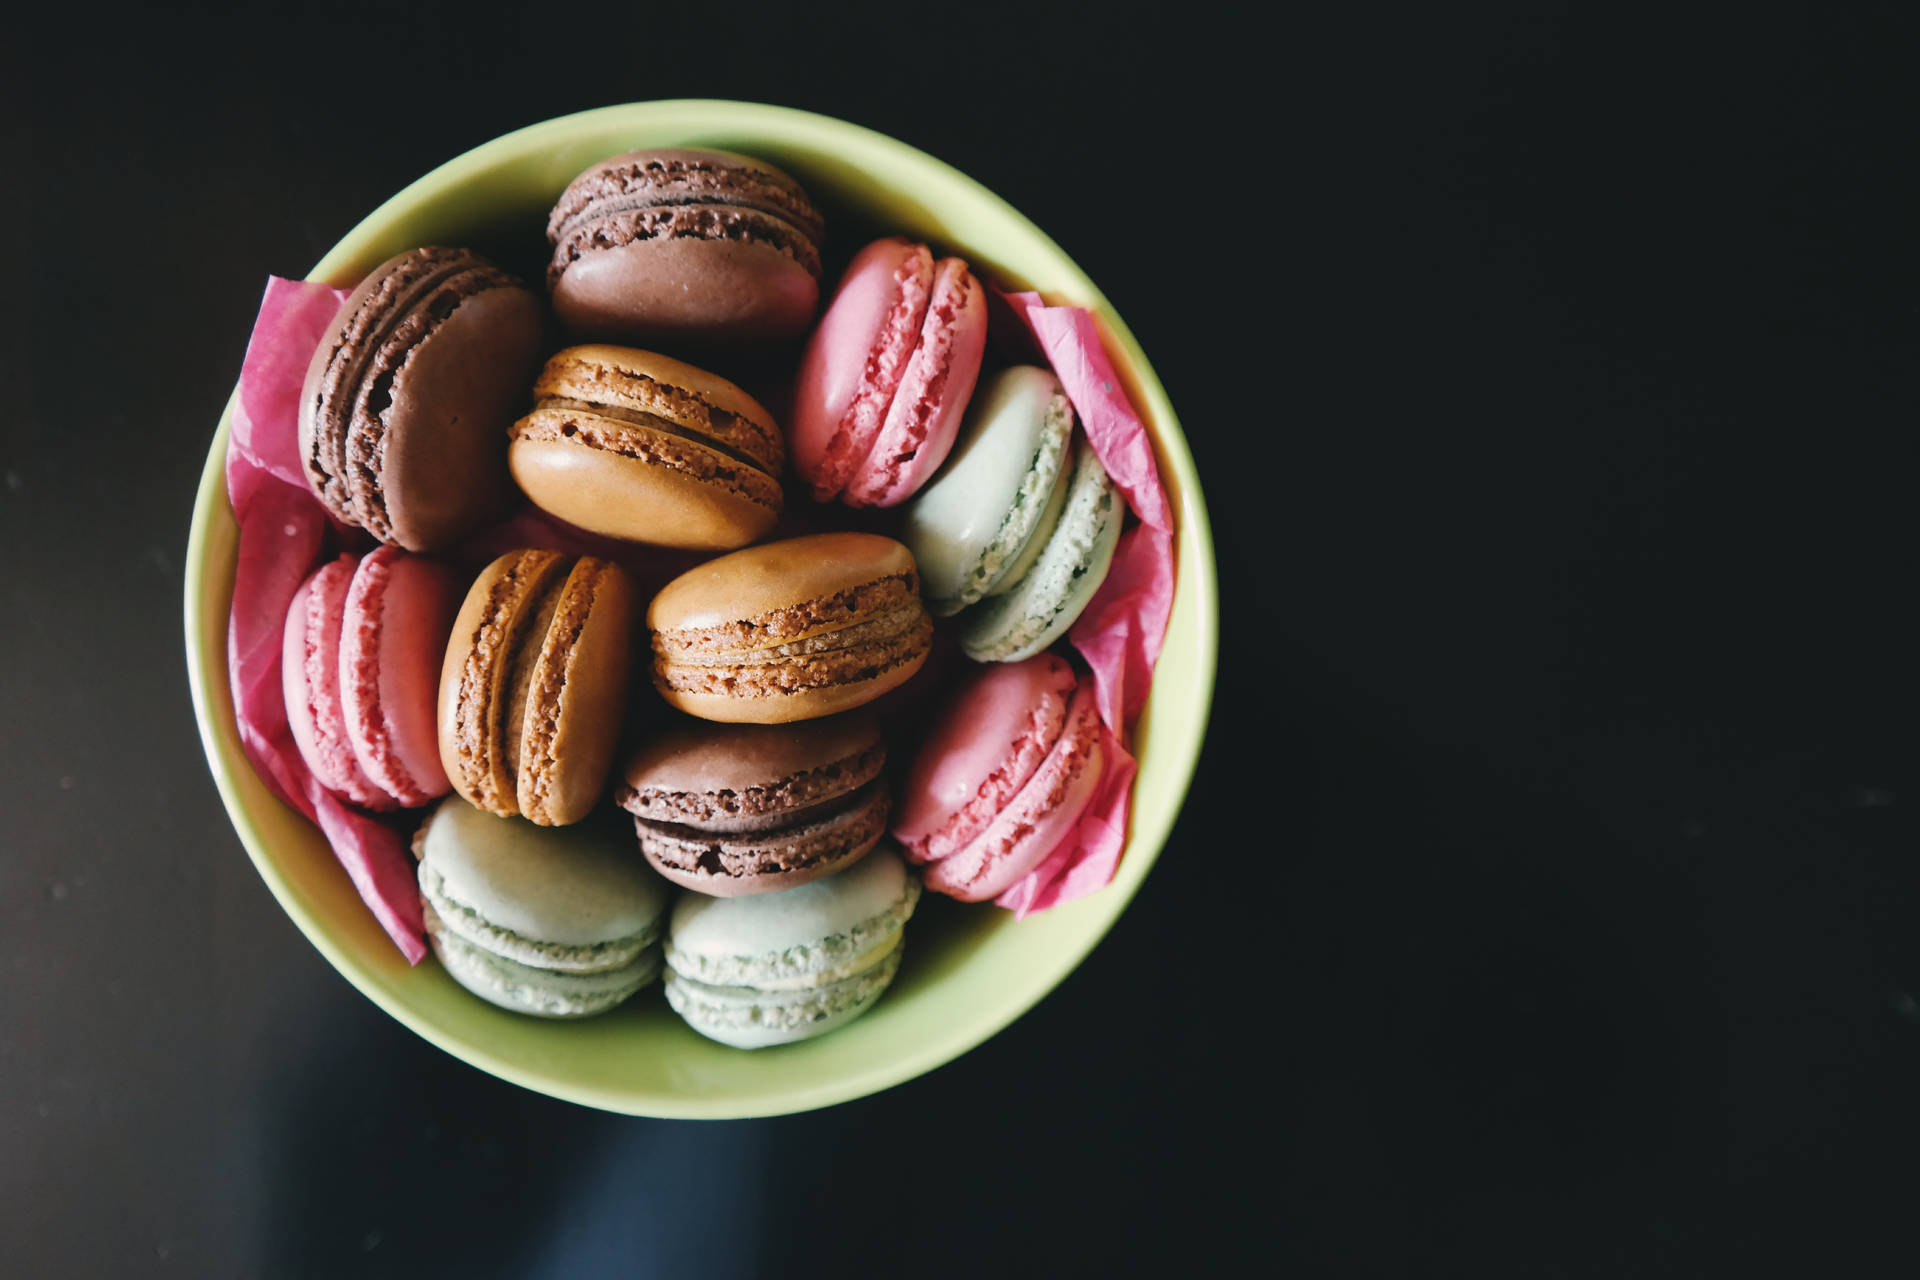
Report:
509,346,785,551
616,713,889,896
438,550,636,825
648,533,933,724
299,246,543,551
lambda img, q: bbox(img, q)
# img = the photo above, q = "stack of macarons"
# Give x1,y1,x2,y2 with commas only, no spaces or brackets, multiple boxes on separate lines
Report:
270,143,1148,1047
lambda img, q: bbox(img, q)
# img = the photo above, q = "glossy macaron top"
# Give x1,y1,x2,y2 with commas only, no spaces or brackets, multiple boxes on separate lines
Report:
903,365,1076,614
508,345,785,549
790,238,987,508
647,532,917,633
893,653,1077,858
417,798,666,952
438,550,636,825
298,246,543,551
546,148,824,343
617,713,884,831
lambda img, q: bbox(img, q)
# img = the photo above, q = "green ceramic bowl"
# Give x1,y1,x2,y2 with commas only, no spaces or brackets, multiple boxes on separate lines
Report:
183,101,1217,1118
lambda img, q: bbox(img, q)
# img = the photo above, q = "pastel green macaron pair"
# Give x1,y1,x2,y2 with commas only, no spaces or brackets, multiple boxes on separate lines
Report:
902,366,1122,662
417,799,669,1019
664,846,921,1049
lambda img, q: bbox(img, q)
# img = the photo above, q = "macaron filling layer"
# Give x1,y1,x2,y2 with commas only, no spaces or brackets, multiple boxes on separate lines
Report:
654,604,932,697
618,739,887,830
534,352,787,470
634,779,890,878
653,573,918,654
551,205,823,284
511,405,783,510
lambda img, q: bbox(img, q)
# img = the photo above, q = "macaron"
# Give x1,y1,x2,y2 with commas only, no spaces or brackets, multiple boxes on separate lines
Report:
283,549,457,810
546,148,825,343
438,550,636,826
299,246,544,551
415,798,669,1019
893,654,1106,902
944,434,1120,662
616,713,889,896
663,844,921,1048
790,237,987,508
647,533,933,724
903,367,1124,663
508,345,784,550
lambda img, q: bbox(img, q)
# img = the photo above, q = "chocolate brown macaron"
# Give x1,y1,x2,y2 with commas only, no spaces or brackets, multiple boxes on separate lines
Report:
509,345,784,550
438,550,636,826
648,533,934,724
616,713,889,896
299,247,544,551
545,148,825,343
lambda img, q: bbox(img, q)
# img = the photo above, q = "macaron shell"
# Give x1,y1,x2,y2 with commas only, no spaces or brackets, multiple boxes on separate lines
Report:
893,653,1076,861
282,556,394,810
417,798,667,959
790,238,934,500
903,365,1074,611
437,549,572,816
664,939,903,1049
922,689,1106,902
842,256,987,508
508,433,780,550
340,548,455,806
374,280,544,551
955,439,1123,663
618,712,884,829
425,900,661,1019
553,236,820,343
665,845,918,988
297,249,470,530
515,558,636,826
647,532,918,633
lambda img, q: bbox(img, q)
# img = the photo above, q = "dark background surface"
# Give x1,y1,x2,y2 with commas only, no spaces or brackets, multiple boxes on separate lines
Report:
5,1,1918,1274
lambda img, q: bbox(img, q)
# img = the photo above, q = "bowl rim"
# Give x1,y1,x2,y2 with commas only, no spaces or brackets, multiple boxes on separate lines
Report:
183,99,1219,1117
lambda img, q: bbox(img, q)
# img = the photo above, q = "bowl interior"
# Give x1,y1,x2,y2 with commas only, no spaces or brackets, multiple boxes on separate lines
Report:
185,101,1217,1118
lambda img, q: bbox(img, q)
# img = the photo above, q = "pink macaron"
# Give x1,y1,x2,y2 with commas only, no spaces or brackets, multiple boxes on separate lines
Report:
790,237,987,508
892,652,1106,902
283,548,456,810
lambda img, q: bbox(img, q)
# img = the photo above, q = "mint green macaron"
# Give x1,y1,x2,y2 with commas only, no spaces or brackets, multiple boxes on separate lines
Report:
416,798,669,1019
902,366,1122,663
663,844,921,1048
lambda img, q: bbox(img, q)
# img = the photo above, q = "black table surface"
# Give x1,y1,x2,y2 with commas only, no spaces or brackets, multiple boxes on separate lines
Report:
7,2,1918,1274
